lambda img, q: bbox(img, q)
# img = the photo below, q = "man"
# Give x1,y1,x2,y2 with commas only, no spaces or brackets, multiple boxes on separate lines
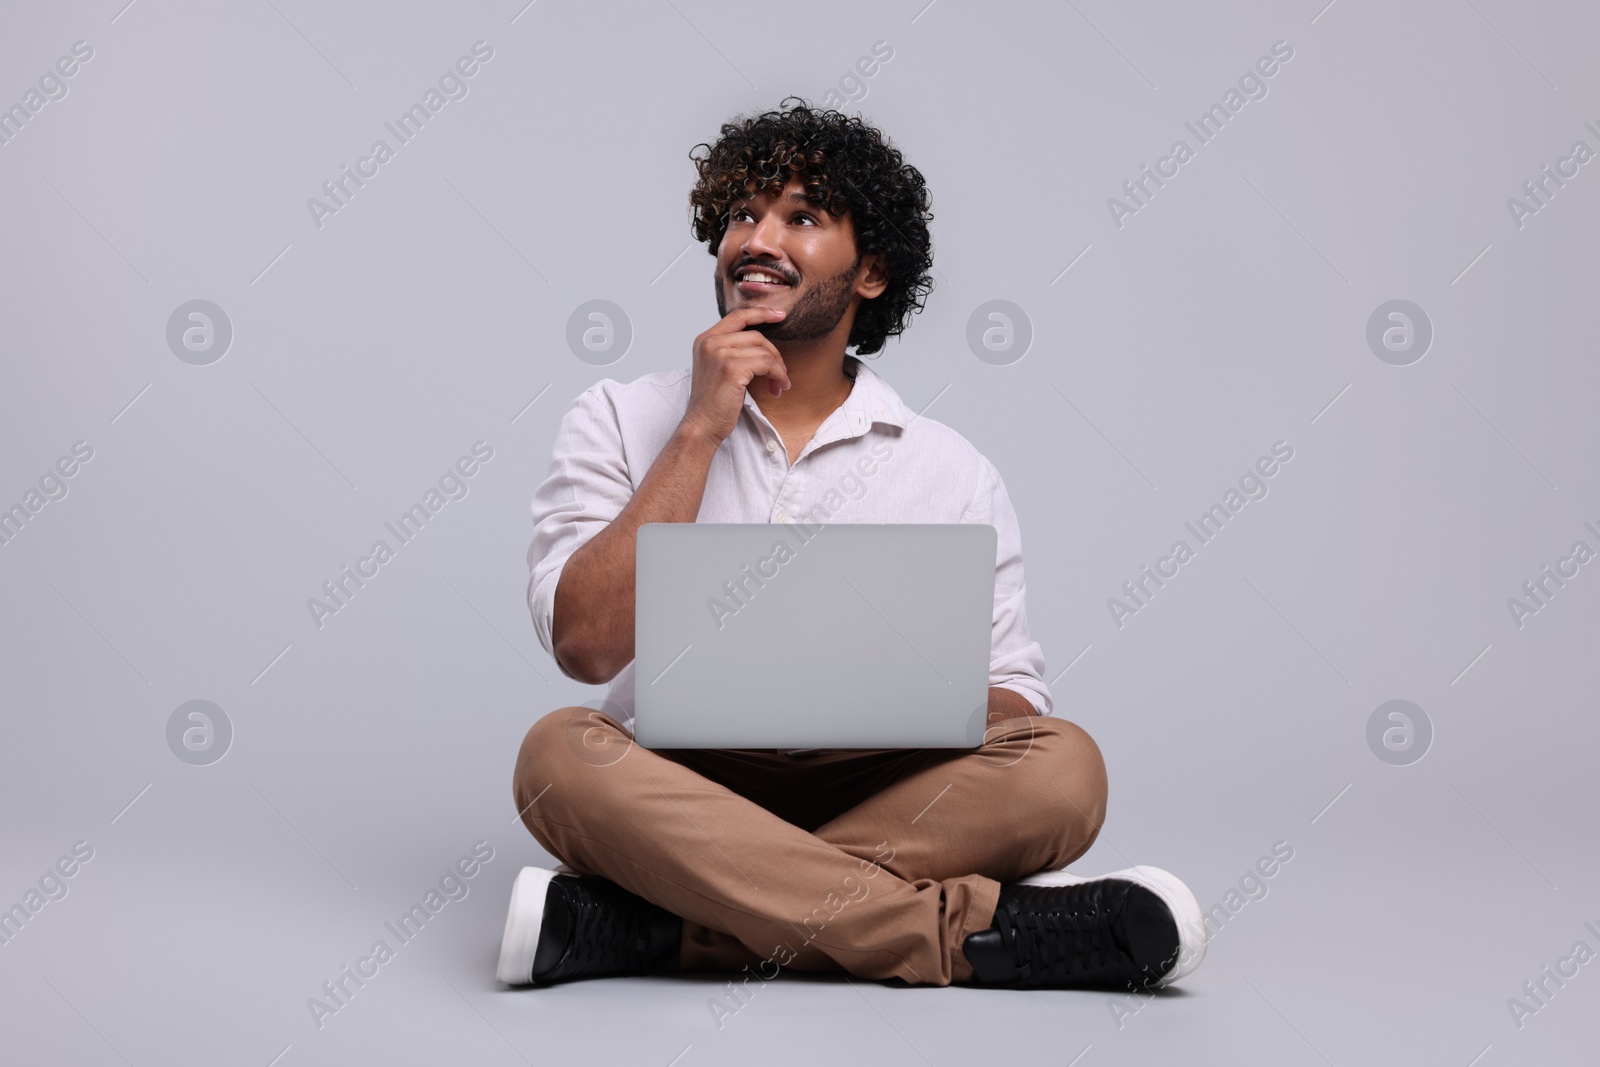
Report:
500,97,1207,991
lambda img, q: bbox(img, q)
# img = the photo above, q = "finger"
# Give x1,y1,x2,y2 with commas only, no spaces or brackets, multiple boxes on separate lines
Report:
761,354,791,396
706,306,787,335
761,356,787,395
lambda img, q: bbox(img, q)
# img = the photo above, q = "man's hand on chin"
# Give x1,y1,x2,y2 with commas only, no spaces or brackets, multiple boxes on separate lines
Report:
986,686,1039,726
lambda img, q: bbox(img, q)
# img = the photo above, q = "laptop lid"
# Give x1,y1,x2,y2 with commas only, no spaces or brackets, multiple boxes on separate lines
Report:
634,522,996,749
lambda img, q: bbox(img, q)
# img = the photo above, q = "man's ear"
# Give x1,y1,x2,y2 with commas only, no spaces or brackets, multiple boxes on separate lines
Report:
856,253,890,300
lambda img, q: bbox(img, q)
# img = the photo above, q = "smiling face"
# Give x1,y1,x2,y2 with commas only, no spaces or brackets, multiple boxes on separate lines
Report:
714,176,887,343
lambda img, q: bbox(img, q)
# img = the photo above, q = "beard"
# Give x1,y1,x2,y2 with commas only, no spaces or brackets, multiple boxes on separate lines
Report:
717,256,862,343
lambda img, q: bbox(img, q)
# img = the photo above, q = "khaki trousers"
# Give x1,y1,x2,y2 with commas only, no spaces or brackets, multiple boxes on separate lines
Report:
512,706,1108,986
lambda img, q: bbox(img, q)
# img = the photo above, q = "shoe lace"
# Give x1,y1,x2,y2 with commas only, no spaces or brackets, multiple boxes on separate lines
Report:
994,883,1127,985
564,886,655,973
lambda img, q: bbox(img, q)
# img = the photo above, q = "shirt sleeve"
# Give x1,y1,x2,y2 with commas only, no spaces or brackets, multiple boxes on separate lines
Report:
961,457,1053,717
526,385,634,677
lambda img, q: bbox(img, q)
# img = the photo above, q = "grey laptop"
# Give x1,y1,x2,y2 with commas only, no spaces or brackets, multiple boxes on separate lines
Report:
634,522,997,749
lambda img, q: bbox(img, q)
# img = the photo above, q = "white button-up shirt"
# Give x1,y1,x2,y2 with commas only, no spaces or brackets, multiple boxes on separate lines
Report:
526,355,1053,735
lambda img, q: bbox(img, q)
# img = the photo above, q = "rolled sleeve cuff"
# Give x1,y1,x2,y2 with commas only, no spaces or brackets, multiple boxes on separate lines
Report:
992,678,1053,717
528,555,570,672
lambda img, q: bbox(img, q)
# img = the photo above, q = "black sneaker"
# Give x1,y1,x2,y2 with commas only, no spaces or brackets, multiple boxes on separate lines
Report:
496,866,682,985
962,865,1207,989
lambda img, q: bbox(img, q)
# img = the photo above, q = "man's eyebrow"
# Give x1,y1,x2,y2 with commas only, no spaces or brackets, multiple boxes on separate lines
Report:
731,190,830,212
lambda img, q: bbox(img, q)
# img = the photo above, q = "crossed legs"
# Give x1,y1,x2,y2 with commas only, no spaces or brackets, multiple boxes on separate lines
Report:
512,706,1108,986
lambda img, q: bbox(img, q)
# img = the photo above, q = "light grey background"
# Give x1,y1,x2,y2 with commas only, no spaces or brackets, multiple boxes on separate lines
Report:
2,1,1595,1064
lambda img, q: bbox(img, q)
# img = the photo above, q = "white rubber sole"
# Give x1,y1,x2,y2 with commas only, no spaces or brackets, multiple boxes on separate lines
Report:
495,866,560,985
1017,864,1208,983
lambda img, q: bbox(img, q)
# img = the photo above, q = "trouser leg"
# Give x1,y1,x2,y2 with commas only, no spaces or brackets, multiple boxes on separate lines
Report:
813,713,1109,883
512,706,997,985
675,713,1110,982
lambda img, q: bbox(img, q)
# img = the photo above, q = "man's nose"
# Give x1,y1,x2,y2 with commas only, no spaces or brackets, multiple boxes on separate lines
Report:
742,210,784,260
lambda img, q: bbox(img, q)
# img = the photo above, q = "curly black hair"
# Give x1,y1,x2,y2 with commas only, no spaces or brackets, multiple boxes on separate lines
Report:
688,96,934,356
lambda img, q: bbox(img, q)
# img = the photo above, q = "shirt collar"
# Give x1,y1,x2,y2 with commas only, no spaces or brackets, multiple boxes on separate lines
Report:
739,354,911,446
839,355,911,434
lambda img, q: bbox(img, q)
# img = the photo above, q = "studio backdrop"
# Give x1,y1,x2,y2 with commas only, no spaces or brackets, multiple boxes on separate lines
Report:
1,1,1595,1064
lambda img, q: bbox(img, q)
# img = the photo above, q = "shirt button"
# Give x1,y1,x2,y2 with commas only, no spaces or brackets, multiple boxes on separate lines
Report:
777,513,790,523
766,439,778,453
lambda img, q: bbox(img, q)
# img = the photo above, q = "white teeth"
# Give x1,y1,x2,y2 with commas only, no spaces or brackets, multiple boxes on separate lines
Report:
740,272,783,284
